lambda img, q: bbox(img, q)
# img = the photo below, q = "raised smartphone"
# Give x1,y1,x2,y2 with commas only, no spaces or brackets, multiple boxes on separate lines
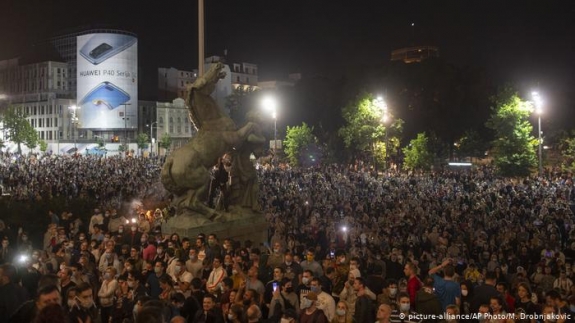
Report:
79,34,137,65
79,82,130,110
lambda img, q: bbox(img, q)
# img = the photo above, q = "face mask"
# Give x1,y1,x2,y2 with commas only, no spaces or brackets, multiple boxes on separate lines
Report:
79,236,85,241
302,277,309,285
157,249,163,254
228,314,235,321
189,255,197,261
339,258,346,264
336,309,346,316
310,286,320,294
141,238,147,244
104,273,111,280
175,265,181,273
300,298,312,309
208,240,215,247
400,303,410,312
67,299,76,308
105,253,112,259
285,261,292,266
128,281,135,288
118,229,123,234
461,290,468,296
232,269,238,275
154,267,162,274
274,249,280,254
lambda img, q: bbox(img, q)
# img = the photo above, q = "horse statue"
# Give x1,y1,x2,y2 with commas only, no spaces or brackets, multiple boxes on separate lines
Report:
160,62,265,221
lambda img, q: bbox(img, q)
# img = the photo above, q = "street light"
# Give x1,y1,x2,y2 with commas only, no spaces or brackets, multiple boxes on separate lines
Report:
262,96,278,154
148,121,158,156
68,105,80,152
532,91,543,176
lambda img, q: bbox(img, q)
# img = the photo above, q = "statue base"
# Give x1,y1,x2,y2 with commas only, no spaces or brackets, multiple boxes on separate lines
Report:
161,208,268,245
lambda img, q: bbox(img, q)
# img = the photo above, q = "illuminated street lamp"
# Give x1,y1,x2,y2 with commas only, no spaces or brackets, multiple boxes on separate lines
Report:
532,91,543,176
148,121,158,156
262,96,278,154
69,105,80,152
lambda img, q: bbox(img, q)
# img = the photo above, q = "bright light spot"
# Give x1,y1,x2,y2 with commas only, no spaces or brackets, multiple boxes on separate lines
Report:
448,162,472,167
342,226,348,232
131,218,137,223
543,146,550,150
262,96,277,112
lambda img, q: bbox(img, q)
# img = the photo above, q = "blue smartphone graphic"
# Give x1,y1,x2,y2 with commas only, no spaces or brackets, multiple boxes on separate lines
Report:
79,34,137,65
79,82,130,111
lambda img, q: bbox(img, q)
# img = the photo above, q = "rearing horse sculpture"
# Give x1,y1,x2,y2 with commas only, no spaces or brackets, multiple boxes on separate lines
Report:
160,62,264,219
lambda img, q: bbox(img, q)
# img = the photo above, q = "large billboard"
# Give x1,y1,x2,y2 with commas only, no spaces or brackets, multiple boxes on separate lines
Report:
77,33,137,129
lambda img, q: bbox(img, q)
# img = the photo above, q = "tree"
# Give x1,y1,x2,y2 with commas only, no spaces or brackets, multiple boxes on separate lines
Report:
225,86,257,125
39,140,48,154
402,132,434,171
136,133,149,156
339,92,403,166
485,89,537,177
284,123,317,166
559,132,575,172
96,137,105,148
159,133,173,155
456,129,488,162
1,106,38,154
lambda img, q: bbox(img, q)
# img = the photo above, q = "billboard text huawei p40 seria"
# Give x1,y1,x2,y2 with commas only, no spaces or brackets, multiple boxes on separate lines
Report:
77,33,138,129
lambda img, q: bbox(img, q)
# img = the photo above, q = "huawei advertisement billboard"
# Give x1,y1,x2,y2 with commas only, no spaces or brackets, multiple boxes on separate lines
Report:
77,33,138,129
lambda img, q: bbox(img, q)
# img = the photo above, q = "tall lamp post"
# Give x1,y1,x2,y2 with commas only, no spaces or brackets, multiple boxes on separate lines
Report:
262,96,278,155
149,121,158,156
532,91,543,176
69,105,80,152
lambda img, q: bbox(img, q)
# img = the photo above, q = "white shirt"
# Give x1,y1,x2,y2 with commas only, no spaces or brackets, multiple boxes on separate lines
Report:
207,266,227,292
316,291,336,321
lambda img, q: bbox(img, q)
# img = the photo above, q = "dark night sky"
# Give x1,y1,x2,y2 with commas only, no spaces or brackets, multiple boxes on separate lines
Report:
2,0,575,118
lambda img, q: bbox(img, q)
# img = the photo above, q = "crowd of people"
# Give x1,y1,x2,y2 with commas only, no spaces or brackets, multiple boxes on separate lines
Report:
0,153,575,322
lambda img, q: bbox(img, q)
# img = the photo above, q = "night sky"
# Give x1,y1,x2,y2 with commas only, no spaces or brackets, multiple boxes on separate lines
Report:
2,0,575,118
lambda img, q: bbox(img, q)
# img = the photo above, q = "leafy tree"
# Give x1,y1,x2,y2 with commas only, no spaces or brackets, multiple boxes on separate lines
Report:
1,106,38,154
402,132,434,171
457,129,488,161
225,86,257,125
559,132,575,172
136,133,149,156
118,144,128,153
485,89,537,177
339,92,403,166
159,133,173,155
39,140,48,153
284,123,317,166
97,137,105,148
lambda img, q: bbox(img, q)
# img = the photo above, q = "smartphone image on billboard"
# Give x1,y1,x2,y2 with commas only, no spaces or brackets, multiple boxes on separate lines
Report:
79,82,130,111
79,34,137,65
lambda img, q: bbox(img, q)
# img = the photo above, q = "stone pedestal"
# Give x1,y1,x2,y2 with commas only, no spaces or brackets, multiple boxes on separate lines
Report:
161,210,268,245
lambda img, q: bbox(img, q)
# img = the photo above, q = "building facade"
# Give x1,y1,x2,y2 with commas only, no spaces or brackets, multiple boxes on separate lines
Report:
156,98,194,150
158,67,198,101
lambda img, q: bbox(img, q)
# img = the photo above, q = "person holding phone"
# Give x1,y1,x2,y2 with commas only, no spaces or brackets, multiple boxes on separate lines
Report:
268,277,299,319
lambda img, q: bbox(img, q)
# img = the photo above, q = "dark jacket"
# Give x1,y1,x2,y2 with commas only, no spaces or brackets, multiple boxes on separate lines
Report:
353,294,375,323
415,290,443,322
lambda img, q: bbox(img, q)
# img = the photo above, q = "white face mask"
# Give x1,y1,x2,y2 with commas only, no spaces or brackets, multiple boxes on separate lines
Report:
228,314,235,321
400,303,410,312
389,287,397,296
67,300,76,308
336,309,346,316
461,290,468,297
300,298,312,309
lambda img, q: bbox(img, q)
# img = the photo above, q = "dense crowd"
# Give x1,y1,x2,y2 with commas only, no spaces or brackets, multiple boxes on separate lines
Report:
0,152,161,202
1,154,575,322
